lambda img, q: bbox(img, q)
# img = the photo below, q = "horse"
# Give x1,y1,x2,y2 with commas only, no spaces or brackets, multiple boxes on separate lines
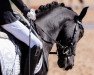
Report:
34,1,88,71
0,1,88,75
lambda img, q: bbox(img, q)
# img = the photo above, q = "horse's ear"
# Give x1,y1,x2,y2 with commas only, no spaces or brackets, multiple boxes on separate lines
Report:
78,7,89,21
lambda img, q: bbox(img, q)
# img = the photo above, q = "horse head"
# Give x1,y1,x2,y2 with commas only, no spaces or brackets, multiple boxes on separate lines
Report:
14,1,88,72
56,6,88,70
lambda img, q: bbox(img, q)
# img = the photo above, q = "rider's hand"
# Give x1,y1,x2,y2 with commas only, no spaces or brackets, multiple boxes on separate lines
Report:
27,9,36,20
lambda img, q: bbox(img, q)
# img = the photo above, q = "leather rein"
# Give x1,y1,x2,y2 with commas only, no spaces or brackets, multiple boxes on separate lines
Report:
29,20,80,56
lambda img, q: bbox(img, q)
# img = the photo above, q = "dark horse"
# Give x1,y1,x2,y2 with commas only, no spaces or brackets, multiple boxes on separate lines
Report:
0,1,88,75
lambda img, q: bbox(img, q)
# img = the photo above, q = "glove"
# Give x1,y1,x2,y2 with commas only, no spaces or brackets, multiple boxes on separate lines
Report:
27,9,36,20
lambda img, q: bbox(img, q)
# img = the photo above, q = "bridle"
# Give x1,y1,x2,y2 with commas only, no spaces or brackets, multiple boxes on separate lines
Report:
55,25,77,56
50,21,79,57
28,19,82,75
30,19,80,57
58,21,83,57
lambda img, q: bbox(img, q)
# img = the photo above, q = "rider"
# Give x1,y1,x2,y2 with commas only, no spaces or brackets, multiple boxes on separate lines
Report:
0,0,43,75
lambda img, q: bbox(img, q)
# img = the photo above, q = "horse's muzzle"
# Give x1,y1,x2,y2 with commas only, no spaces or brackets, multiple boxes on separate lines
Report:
57,55,74,70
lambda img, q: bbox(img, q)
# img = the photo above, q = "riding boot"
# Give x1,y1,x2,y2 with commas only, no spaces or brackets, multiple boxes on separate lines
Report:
24,45,43,75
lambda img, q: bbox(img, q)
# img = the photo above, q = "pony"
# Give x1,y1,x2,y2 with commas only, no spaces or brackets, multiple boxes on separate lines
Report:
0,1,88,75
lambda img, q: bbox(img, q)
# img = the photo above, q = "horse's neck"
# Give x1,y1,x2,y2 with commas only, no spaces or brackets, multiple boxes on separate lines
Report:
35,8,64,43
35,20,61,44
35,7,76,39
35,6,77,47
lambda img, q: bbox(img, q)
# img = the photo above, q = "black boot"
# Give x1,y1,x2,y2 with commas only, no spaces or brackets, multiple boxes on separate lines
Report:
24,45,43,75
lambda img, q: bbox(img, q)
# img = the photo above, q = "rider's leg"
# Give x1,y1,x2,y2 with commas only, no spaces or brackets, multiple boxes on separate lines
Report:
24,45,43,75
1,20,43,49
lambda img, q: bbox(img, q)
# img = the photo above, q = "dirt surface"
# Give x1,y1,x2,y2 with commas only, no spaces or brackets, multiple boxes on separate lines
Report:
48,29,94,75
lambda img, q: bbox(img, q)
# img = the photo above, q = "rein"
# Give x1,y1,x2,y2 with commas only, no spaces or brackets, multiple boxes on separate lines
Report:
31,20,78,56
43,23,77,56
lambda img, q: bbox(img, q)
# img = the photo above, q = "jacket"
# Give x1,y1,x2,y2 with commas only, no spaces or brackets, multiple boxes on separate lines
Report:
0,0,30,25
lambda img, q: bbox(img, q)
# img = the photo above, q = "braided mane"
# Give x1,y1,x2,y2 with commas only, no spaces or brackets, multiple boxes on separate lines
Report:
35,1,73,18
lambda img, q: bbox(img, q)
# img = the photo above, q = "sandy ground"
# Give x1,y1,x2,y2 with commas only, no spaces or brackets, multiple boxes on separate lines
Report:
48,29,94,75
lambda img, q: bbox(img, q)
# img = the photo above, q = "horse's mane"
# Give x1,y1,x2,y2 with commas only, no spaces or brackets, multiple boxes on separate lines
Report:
35,1,73,18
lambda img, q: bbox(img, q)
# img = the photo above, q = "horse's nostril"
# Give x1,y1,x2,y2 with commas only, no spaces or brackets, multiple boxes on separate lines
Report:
57,58,74,70
65,65,73,70
57,60,65,68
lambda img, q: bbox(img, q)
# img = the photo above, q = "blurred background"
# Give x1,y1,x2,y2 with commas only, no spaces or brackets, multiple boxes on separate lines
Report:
25,0,94,24
12,0,94,24
12,0,94,75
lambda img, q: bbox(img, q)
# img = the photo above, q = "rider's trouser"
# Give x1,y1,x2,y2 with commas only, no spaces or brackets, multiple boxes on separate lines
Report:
1,20,43,49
